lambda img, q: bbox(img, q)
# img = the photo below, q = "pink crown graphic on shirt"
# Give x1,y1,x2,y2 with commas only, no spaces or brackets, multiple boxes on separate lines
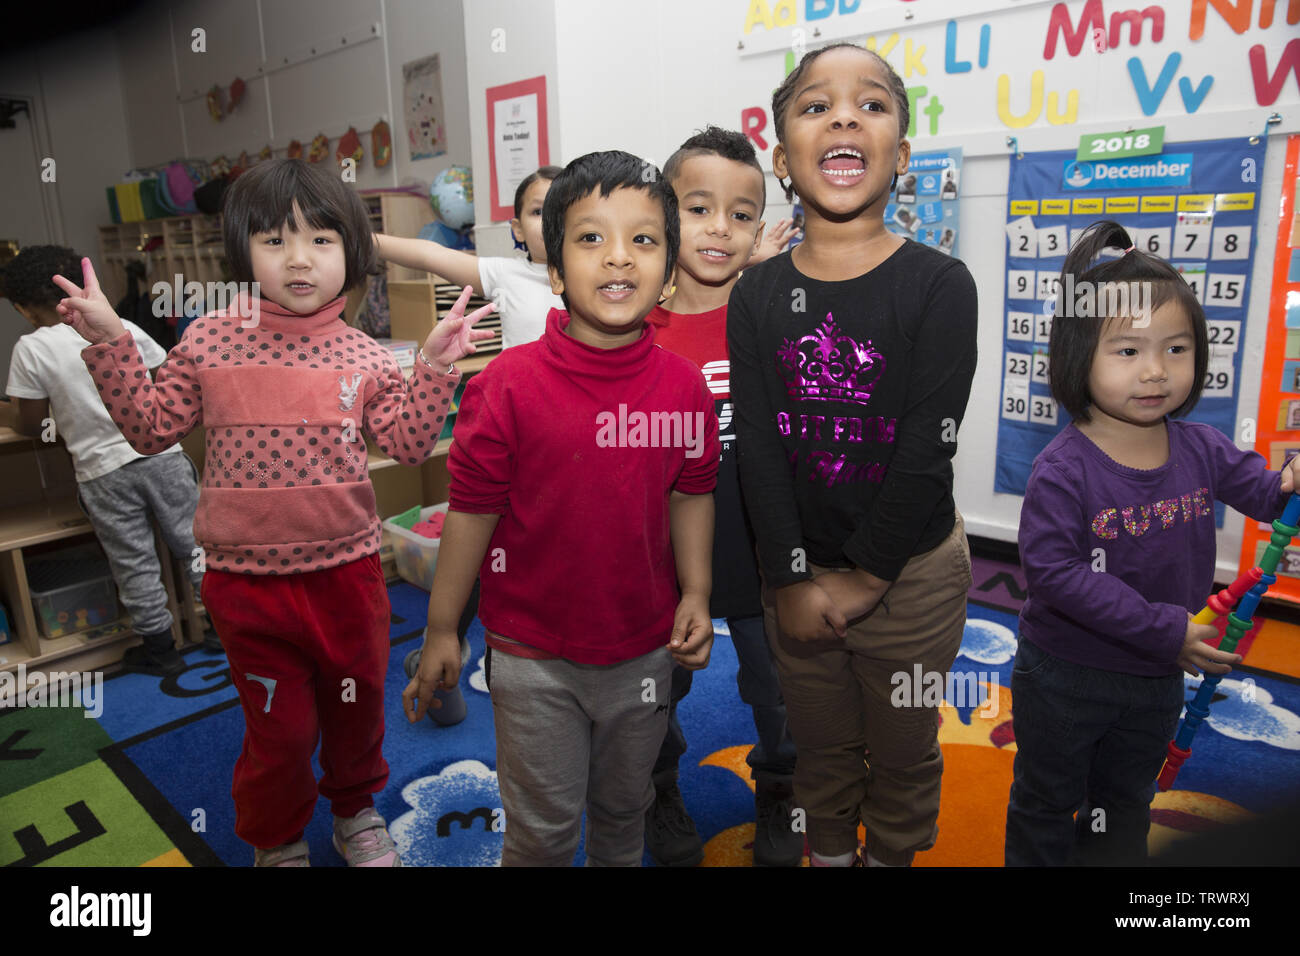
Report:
776,313,885,406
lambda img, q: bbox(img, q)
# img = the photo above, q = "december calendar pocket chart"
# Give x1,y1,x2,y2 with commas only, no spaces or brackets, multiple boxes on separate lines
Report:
995,136,1266,515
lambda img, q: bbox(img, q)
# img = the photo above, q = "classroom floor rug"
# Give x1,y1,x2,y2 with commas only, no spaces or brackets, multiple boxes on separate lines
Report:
3,552,1298,867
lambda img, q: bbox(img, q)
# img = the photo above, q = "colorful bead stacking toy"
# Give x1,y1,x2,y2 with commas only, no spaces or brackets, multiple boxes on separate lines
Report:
1157,492,1300,790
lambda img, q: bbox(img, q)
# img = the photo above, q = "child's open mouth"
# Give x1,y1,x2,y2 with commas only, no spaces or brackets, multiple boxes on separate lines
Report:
598,280,636,302
820,146,866,184
698,248,731,261
288,281,315,295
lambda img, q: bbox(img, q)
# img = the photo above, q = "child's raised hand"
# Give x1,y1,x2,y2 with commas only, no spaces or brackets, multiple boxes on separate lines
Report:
748,218,801,266
51,257,127,345
421,285,496,371
401,629,463,722
668,593,713,669
1177,613,1240,678
775,580,847,642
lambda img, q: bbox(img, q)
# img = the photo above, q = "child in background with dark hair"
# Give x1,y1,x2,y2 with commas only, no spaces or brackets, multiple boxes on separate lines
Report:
403,150,719,866
644,126,801,868
375,166,563,348
729,43,978,868
1006,220,1300,866
54,158,493,867
2,245,208,675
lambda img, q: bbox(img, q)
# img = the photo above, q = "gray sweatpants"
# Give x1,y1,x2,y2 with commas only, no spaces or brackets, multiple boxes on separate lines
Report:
488,640,672,866
76,452,203,638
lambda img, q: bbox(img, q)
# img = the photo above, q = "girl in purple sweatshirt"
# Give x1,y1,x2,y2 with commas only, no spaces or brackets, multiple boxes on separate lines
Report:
1005,220,1300,866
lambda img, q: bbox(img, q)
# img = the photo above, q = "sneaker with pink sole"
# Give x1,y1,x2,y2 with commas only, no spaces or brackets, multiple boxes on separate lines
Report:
333,808,403,867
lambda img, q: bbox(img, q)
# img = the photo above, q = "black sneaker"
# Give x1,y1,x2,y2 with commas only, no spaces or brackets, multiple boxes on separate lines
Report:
645,782,703,867
120,644,185,677
201,629,224,653
753,784,804,867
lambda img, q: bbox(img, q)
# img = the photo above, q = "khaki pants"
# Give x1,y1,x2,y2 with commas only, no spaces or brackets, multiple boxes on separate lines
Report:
763,512,971,865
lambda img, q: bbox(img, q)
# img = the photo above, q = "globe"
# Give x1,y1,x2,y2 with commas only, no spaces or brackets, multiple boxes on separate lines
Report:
429,166,475,230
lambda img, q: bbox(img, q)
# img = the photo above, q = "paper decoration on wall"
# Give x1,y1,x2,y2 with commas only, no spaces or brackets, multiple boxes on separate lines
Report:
307,133,329,163
206,85,224,121
403,54,447,161
372,119,392,168
885,148,962,257
204,118,389,176
229,77,245,111
337,127,363,167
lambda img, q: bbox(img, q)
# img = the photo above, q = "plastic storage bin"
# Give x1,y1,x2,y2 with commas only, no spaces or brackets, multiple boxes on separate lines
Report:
27,550,119,640
381,504,449,592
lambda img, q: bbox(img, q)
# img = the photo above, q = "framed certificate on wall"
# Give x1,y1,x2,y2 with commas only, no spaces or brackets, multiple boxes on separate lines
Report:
486,75,549,222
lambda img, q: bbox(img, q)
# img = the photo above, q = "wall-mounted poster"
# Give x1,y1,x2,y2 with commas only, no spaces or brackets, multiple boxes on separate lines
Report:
403,54,447,161
486,76,549,222
885,147,961,257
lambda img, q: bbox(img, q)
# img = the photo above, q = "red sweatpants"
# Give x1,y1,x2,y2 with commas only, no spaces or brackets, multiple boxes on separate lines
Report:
202,553,391,850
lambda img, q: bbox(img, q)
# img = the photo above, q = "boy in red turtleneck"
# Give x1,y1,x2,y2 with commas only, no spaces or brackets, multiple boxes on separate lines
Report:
403,151,719,866
56,159,494,867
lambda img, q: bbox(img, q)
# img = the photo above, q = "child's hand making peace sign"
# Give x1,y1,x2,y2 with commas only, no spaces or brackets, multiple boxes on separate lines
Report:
52,258,127,345
420,285,497,373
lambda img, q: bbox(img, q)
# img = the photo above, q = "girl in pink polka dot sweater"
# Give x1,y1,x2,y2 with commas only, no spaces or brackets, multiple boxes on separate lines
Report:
54,159,494,867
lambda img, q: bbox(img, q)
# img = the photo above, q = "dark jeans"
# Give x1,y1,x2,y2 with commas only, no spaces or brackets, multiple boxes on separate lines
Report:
652,614,797,791
1004,637,1184,866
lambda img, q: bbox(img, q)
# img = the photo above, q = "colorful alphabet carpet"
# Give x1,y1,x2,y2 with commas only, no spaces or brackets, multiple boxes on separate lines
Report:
4,553,1299,867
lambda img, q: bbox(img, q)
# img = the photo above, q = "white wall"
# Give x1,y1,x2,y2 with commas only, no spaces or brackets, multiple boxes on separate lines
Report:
461,0,561,255
118,0,471,190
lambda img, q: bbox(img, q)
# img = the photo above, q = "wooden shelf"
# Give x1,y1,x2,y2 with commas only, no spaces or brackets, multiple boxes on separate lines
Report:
0,433,207,675
0,425,34,447
366,442,398,472
0,498,92,551
457,353,494,375
0,618,134,669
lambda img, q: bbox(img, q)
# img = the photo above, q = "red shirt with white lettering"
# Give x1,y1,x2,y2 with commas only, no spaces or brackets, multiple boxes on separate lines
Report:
648,304,761,619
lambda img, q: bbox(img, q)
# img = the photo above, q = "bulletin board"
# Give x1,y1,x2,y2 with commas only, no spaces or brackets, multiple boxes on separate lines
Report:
1238,134,1300,604
994,137,1267,505
885,148,962,257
